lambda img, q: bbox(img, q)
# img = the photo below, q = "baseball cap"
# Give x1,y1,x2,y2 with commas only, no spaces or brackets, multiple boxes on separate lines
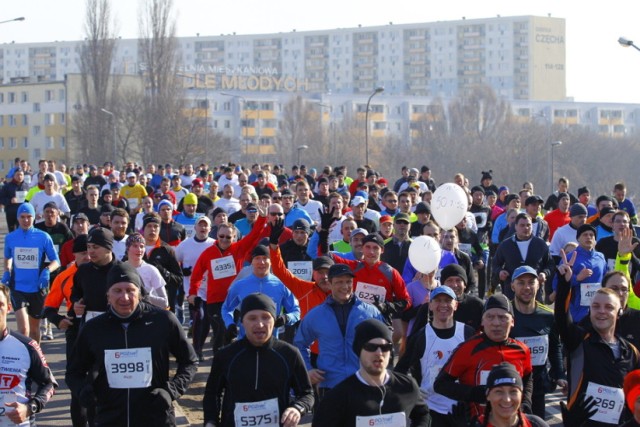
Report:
525,195,544,206
379,215,393,224
73,213,89,223
511,266,538,281
394,213,410,223
351,196,367,206
196,215,211,226
126,172,136,179
328,264,355,279
313,256,334,271
430,286,457,300
350,228,369,239
292,219,311,233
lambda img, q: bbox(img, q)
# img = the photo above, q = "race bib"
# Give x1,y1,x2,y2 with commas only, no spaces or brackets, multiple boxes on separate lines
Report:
13,247,39,269
356,412,406,427
15,191,27,203
234,398,279,427
85,311,105,322
127,198,139,210
585,382,624,425
287,261,312,281
479,370,490,386
458,243,472,256
355,282,387,304
104,347,152,389
212,256,236,280
0,393,29,427
517,335,549,366
580,283,601,307
183,225,195,239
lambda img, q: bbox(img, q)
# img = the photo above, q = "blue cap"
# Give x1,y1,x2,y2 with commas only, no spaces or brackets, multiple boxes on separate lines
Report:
17,203,35,217
512,266,538,281
430,286,457,300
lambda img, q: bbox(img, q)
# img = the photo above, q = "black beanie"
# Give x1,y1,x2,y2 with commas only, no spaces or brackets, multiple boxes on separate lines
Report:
576,223,597,240
240,293,277,320
251,245,270,259
87,227,114,251
106,263,142,289
483,294,513,315
352,319,392,356
72,234,88,253
486,362,523,390
440,264,468,285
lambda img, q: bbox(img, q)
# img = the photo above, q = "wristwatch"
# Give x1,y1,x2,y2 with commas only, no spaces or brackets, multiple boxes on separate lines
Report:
28,400,38,415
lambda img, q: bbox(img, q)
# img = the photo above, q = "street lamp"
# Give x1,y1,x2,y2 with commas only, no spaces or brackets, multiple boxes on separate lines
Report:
0,17,25,25
618,37,640,52
364,87,384,165
221,92,248,163
550,140,562,193
100,108,116,163
297,145,308,165
177,73,210,163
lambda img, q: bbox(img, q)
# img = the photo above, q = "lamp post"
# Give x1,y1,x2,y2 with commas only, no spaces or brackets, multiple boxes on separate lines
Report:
100,108,116,163
618,37,640,52
0,17,25,25
297,145,308,165
550,140,562,193
221,92,248,163
364,87,384,165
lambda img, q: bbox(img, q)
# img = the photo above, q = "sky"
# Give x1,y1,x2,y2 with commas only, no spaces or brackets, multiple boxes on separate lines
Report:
2,0,640,104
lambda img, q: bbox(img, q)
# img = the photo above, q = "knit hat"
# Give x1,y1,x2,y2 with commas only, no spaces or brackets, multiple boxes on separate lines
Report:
362,233,384,248
440,264,468,285
624,369,640,411
240,293,277,320
87,227,114,251
577,186,590,197
483,294,513,315
72,235,88,253
414,202,431,214
100,203,115,214
210,207,226,220
486,362,523,390
470,186,485,195
106,262,142,289
125,233,145,250
251,245,269,259
576,223,597,240
143,214,161,229
17,203,35,217
157,200,173,212
43,201,59,211
557,192,570,201
183,193,198,206
481,170,493,181
352,319,392,356
569,203,588,217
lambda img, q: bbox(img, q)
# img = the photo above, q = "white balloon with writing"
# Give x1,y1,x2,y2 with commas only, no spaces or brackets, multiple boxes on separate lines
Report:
431,183,469,230
408,236,442,274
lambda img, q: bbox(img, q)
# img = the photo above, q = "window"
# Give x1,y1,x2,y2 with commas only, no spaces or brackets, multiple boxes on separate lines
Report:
0,93,3,103
45,90,54,102
22,115,28,126
33,125,41,136
0,137,3,148
59,136,65,149
0,116,3,127
8,115,16,127
33,102,40,112
59,89,65,101
8,92,15,103
59,113,65,124
9,137,16,149
224,120,230,128
45,114,54,125
47,137,54,149
21,92,28,103
22,137,28,148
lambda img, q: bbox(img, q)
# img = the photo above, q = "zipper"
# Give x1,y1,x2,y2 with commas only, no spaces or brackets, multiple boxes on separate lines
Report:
255,352,259,390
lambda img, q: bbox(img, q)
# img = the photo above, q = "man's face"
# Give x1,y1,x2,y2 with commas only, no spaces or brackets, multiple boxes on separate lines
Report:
511,274,539,306
296,185,309,201
107,283,140,317
601,213,615,228
184,204,197,216
127,176,137,186
312,268,330,292
43,207,59,226
172,177,181,188
558,181,568,193
341,220,357,241
13,170,24,183
0,289,11,332
597,200,613,211
292,229,308,246
318,182,329,195
515,217,532,240
185,164,194,175
127,241,145,261
329,196,344,213
398,196,411,213
352,203,366,219
614,188,626,202
159,205,173,222
216,227,234,250
606,274,630,309
394,220,409,239
579,192,590,206
191,184,203,196
143,223,160,243
558,197,570,212
257,175,266,187
481,308,514,342
100,212,111,227
87,189,99,205
268,205,284,226
160,181,170,193
578,230,596,251
590,293,619,334
329,275,354,303
429,294,457,324
72,180,82,192
251,255,271,278
613,214,631,234
44,178,55,192
111,215,129,238
209,182,219,196
383,195,398,210
72,219,89,236
242,310,275,347
362,242,382,264
87,243,111,265
472,191,484,206
195,221,211,239
441,230,457,251
280,195,293,210
444,276,465,297
379,222,393,238
571,214,587,228
508,198,521,210
359,338,391,377
525,202,540,218
423,225,440,240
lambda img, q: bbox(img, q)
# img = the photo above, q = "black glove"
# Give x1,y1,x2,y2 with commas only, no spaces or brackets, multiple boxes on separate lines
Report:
274,315,287,328
181,266,192,277
319,207,337,231
372,295,391,316
447,402,471,427
270,219,285,245
560,395,597,427
79,384,97,408
468,385,487,403
148,388,172,412
225,323,238,342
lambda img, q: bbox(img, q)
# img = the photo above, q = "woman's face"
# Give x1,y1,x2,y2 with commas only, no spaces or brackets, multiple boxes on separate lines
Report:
127,241,145,261
486,385,522,422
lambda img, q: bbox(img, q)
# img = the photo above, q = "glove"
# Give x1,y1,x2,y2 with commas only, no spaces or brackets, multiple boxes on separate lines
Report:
270,219,285,245
274,315,287,328
225,324,238,342
319,207,337,231
38,269,50,290
447,402,471,427
79,384,97,408
181,266,192,277
560,395,597,427
372,295,391,316
1,271,9,285
148,388,172,412
468,385,487,403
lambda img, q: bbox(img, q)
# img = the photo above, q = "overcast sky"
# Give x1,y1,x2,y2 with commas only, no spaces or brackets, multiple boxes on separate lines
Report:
2,0,640,103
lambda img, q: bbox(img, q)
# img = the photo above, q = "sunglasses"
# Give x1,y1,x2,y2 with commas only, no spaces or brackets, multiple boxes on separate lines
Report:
272,197,282,200
217,235,232,240
362,342,393,353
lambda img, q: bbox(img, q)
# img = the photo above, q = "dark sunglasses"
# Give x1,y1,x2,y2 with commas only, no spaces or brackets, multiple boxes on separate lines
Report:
362,342,393,353
272,197,282,200
217,235,232,240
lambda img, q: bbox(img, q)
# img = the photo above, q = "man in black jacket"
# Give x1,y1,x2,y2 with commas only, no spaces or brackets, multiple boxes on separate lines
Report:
67,263,197,427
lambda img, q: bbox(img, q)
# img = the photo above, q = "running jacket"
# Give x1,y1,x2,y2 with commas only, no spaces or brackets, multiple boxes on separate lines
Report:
4,226,59,292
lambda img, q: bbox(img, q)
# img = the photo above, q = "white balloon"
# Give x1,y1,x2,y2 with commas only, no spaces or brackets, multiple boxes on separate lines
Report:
431,183,469,229
408,236,442,274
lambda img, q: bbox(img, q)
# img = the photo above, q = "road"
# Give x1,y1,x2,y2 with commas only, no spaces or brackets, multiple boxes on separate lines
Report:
0,212,564,426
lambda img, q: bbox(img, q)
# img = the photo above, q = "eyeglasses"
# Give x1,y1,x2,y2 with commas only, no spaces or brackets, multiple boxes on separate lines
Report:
614,219,630,224
386,199,398,203
217,235,232,240
609,286,629,295
272,197,282,201
362,342,393,353
270,212,284,216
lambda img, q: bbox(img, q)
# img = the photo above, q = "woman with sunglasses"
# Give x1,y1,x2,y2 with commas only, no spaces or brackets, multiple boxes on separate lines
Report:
313,318,430,426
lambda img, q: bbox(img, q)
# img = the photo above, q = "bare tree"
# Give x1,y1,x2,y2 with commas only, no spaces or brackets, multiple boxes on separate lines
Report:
278,96,323,165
